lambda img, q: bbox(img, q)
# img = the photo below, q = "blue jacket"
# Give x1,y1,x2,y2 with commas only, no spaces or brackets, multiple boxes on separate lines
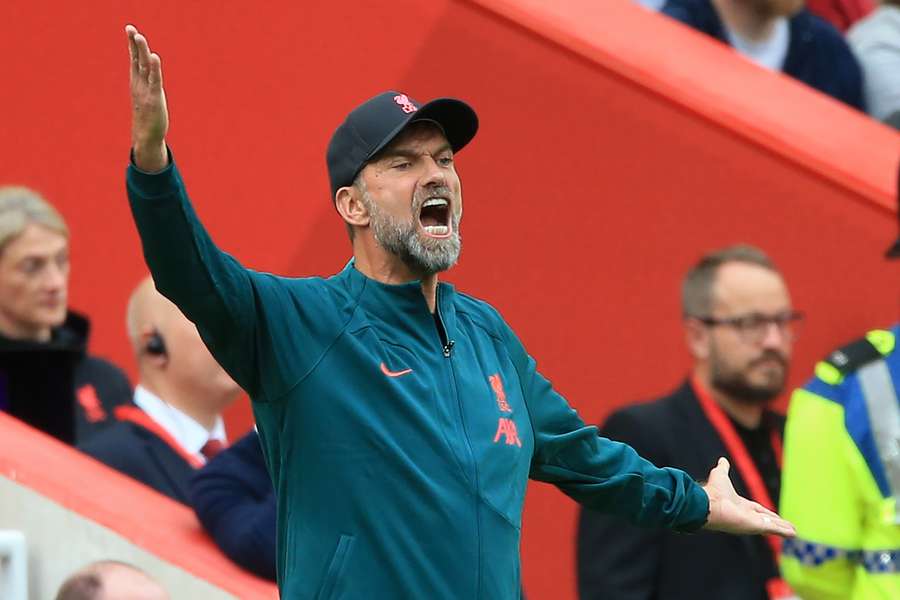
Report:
79,416,194,504
190,430,276,580
126,158,709,599
663,0,865,110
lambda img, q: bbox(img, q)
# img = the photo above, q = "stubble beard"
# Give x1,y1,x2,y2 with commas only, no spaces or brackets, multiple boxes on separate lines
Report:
709,348,789,405
364,190,462,276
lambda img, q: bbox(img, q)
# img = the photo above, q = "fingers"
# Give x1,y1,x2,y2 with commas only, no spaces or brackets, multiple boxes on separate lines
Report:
754,504,782,519
148,53,163,90
126,26,155,85
748,500,796,537
126,25,140,78
759,513,796,537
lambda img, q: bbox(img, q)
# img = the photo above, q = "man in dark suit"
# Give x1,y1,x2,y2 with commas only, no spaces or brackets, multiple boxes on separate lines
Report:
80,277,242,504
190,430,276,580
577,245,800,600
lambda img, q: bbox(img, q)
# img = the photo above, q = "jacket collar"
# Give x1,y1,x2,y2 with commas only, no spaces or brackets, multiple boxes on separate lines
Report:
339,259,458,340
0,310,90,354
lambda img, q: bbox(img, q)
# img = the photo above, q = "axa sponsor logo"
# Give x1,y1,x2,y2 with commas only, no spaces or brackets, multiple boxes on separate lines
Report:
493,417,522,447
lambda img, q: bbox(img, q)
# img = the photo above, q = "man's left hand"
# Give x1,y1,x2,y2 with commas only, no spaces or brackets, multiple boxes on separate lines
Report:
701,457,796,537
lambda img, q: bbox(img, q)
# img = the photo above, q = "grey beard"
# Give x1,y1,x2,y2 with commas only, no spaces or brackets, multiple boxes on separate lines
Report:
369,205,461,275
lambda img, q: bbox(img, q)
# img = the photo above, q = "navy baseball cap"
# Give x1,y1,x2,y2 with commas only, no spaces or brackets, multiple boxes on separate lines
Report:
886,158,900,259
326,91,479,198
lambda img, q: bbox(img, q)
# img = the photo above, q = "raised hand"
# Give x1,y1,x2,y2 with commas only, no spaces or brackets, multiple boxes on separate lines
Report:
126,24,169,172
702,458,796,537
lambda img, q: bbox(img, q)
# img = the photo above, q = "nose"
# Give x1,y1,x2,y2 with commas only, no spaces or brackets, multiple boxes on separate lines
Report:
760,321,789,348
43,261,68,291
421,155,447,188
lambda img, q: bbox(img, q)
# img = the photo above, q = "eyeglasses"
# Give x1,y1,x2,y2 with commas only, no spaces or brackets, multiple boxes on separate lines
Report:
693,311,804,344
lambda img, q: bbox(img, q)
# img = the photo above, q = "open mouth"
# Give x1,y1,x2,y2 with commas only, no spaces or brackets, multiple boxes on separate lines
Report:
418,197,452,238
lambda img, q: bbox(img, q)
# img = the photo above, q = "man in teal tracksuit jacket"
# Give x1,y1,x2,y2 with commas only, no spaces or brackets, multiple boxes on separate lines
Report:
123,26,795,599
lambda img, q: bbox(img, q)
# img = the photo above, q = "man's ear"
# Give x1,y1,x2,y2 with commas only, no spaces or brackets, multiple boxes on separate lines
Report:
138,325,168,368
684,318,711,361
335,185,370,230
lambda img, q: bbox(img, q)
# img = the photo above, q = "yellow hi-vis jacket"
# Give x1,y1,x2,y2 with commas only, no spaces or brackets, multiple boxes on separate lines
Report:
781,327,900,600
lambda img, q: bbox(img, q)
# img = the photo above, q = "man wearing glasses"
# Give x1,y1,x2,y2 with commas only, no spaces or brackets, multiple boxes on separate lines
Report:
578,244,801,600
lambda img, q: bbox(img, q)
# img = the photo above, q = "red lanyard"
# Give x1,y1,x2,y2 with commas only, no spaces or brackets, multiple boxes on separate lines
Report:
690,376,783,558
114,405,204,469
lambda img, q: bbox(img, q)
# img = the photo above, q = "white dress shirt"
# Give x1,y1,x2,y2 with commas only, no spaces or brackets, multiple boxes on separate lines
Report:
725,17,790,72
133,385,227,465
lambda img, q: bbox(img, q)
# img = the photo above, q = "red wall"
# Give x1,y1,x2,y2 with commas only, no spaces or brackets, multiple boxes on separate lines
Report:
2,1,899,598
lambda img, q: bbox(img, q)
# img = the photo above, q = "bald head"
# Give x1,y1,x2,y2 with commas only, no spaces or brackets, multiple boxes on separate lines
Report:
56,561,168,600
124,275,240,420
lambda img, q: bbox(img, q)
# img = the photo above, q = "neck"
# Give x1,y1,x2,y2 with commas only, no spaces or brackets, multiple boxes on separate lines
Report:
352,244,440,313
0,316,52,342
713,0,777,42
139,380,220,431
693,366,764,429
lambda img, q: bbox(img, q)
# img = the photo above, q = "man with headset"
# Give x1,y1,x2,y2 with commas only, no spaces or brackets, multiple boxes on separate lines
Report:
80,277,241,504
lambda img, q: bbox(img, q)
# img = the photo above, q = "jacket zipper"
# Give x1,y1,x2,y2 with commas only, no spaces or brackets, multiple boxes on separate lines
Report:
436,288,481,598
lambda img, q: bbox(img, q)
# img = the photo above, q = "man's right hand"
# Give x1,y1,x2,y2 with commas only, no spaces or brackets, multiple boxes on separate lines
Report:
126,25,169,173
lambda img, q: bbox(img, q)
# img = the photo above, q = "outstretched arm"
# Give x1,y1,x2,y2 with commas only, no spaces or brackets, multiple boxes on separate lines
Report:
122,25,345,403
126,25,169,172
505,319,795,537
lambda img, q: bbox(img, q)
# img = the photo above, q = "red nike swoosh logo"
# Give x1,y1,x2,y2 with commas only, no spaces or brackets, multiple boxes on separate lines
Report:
380,362,413,377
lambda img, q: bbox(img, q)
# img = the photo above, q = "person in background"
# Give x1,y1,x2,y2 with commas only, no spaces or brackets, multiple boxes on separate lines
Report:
779,163,900,599
662,0,865,110
638,0,875,27
0,186,132,444
190,429,276,580
55,560,168,600
80,276,241,503
848,1,900,120
578,244,800,600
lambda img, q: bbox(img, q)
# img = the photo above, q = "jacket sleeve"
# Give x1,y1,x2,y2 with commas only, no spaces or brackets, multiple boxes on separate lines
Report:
780,383,861,599
576,409,665,600
189,432,277,580
502,325,709,532
126,156,344,401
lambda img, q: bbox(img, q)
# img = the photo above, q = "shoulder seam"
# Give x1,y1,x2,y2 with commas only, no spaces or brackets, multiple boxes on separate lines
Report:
266,278,367,403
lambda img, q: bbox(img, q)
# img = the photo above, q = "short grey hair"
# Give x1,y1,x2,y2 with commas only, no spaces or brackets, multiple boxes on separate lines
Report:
681,244,777,318
0,186,68,253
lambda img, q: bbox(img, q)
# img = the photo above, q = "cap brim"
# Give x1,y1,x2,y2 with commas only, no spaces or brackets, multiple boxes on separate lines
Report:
366,97,479,162
886,238,900,259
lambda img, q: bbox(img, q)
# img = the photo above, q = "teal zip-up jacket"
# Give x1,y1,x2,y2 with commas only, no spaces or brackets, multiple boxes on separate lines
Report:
126,159,709,599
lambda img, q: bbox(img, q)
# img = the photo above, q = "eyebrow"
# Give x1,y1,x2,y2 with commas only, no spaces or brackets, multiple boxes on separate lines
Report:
378,143,453,161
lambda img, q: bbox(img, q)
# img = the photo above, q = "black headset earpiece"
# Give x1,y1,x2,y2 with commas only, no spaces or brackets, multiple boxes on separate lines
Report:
145,331,167,356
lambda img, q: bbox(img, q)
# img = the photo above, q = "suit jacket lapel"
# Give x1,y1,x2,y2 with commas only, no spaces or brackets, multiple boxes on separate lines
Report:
671,380,754,498
137,427,195,503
